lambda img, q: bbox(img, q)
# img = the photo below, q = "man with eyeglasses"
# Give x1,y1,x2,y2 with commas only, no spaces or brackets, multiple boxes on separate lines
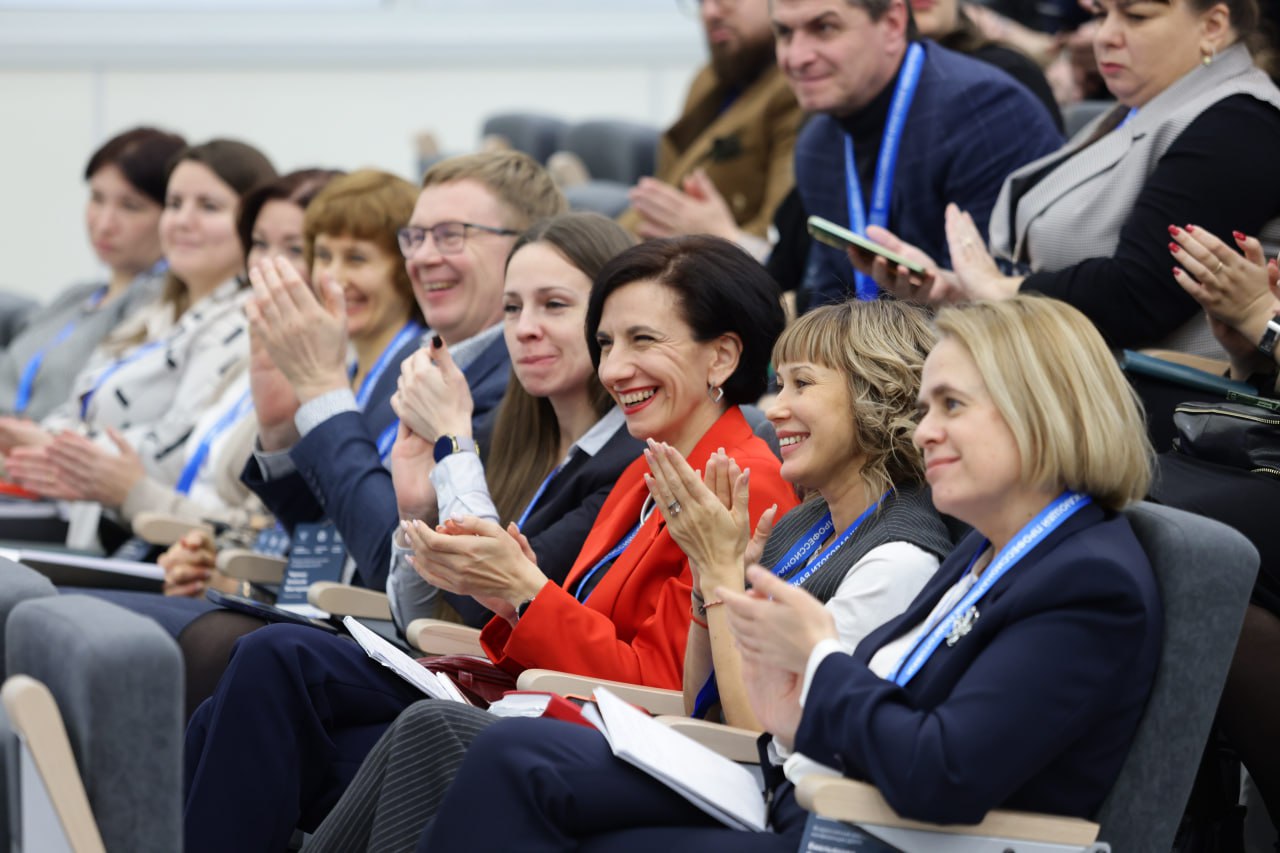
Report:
617,0,803,245
184,151,568,853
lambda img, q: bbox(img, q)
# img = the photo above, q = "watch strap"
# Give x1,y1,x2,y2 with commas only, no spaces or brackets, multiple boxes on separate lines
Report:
1258,315,1280,356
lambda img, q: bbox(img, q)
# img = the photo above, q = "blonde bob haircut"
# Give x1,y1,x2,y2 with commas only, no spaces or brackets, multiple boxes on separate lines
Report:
421,150,566,233
933,295,1153,510
772,299,935,501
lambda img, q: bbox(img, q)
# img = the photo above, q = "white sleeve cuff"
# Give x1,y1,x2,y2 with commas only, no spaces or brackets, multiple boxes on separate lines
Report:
800,638,846,708
252,442,297,480
429,451,499,523
294,388,359,437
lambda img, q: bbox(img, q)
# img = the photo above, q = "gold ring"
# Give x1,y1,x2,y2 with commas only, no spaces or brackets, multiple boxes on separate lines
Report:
1215,260,1225,274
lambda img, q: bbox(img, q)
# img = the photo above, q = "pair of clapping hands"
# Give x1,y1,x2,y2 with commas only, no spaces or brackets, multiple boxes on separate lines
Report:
641,438,837,745
3,424,143,506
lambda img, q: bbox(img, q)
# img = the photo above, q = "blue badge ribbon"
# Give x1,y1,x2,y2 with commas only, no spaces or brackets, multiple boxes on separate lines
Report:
694,493,890,717
883,490,1092,687
14,287,109,415
516,461,568,532
353,321,424,411
375,419,399,464
843,41,925,301
175,386,255,495
78,338,165,420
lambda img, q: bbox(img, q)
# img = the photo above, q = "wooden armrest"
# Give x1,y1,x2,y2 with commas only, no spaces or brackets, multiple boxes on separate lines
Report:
307,582,391,620
131,512,213,547
1,675,107,853
215,548,286,584
1139,348,1230,376
654,715,761,763
406,618,483,655
516,669,686,716
794,776,1100,846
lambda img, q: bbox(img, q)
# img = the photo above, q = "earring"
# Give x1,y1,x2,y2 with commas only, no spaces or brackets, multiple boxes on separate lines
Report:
707,384,725,404
1201,45,1215,65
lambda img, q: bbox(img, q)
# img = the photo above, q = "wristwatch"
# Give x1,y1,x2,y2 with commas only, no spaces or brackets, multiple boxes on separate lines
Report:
432,434,477,463
1258,314,1280,356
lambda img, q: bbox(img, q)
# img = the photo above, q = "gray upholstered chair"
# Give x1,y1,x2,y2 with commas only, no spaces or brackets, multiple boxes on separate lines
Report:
480,112,568,164
0,559,56,677
558,119,659,185
3,595,183,852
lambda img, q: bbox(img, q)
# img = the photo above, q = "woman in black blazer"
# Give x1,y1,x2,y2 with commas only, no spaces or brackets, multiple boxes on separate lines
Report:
415,295,1163,852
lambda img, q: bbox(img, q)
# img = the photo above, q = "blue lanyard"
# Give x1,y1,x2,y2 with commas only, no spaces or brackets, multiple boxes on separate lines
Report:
174,387,254,495
694,494,887,717
884,490,1091,687
843,41,925,301
573,501,655,603
352,321,424,411
79,339,165,420
1116,107,1138,130
375,419,399,464
14,287,108,415
516,461,567,531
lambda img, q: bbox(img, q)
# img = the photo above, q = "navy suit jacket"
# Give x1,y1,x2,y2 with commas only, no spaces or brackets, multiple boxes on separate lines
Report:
795,40,1063,307
447,421,644,627
795,502,1162,824
242,334,509,590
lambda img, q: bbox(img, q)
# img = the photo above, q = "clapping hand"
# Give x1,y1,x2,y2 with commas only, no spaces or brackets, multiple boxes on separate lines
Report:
391,340,473,445
642,440,776,597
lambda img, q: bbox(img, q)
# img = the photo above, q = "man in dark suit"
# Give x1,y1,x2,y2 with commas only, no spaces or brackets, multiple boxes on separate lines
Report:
241,151,566,589
617,0,804,244
775,0,1063,307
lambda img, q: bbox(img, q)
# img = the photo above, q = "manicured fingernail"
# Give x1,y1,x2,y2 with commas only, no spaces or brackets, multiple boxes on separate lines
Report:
1168,225,1180,236
1169,242,1179,253
431,334,443,348
1185,224,1196,233
1233,231,1246,241
1172,267,1182,276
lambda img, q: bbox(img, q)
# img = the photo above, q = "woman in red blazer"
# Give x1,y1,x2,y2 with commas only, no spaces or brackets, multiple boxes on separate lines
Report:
182,234,794,853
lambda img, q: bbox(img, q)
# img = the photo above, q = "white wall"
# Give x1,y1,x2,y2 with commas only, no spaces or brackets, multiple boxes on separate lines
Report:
0,1,704,302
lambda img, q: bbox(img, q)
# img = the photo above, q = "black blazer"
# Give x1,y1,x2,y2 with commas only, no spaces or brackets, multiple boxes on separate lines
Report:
795,502,1162,824
445,420,643,627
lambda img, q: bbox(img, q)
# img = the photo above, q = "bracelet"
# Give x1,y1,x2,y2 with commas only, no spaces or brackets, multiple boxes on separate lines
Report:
695,598,726,618
691,587,706,607
690,609,709,629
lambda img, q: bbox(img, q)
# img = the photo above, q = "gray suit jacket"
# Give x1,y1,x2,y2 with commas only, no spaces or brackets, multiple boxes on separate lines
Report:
990,43,1280,355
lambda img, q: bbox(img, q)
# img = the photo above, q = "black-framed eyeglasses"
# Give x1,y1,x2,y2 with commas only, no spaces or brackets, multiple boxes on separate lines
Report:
396,221,518,257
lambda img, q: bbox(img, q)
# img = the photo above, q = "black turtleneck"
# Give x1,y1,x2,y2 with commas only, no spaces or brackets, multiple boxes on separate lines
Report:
834,57,904,219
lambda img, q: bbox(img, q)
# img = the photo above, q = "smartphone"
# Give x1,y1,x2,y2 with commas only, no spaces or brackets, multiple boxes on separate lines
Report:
806,215,926,275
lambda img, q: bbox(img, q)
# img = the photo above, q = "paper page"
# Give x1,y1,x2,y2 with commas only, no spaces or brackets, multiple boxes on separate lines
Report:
342,616,470,704
16,549,164,580
594,688,766,831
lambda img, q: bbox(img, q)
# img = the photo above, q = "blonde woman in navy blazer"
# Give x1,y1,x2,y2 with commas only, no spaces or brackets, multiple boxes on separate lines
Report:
415,296,1163,852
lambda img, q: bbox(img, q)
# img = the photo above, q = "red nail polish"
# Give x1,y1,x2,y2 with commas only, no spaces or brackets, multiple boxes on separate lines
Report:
1168,225,1180,236
1185,224,1196,233
1169,242,1179,253
1172,267,1181,276
1233,231,1247,241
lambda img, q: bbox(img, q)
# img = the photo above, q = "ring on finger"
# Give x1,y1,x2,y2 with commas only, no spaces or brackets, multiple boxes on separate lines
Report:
1214,260,1225,274
668,499,682,516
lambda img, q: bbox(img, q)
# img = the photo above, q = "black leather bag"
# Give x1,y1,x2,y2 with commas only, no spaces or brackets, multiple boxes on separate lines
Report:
1172,401,1280,476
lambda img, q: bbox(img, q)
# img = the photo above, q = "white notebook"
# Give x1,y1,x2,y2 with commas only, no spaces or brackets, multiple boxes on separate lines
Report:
342,616,471,705
593,687,767,832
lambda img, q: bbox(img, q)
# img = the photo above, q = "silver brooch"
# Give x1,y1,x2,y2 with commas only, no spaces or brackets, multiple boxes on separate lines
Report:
945,606,980,647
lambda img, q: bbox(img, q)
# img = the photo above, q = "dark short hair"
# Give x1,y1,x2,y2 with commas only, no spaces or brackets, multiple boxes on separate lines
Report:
585,235,785,405
236,168,344,265
167,138,278,199
84,127,187,206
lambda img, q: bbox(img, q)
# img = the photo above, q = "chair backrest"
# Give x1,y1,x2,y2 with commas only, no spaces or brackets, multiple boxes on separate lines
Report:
4,595,183,853
1094,502,1258,852
0,560,56,677
1,675,107,853
559,119,659,185
480,112,569,164
1062,99,1114,139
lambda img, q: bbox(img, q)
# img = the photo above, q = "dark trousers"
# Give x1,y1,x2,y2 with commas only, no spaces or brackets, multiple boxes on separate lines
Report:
417,717,808,853
183,624,422,853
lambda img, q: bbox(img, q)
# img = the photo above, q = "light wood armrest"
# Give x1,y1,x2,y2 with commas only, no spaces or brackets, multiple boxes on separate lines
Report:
406,618,483,655
307,582,391,620
655,715,761,763
794,776,1100,845
131,512,212,547
1,675,107,853
215,548,286,584
1139,348,1230,376
516,669,686,716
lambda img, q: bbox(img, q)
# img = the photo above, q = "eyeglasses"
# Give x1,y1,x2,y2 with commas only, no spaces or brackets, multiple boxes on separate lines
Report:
396,221,518,257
